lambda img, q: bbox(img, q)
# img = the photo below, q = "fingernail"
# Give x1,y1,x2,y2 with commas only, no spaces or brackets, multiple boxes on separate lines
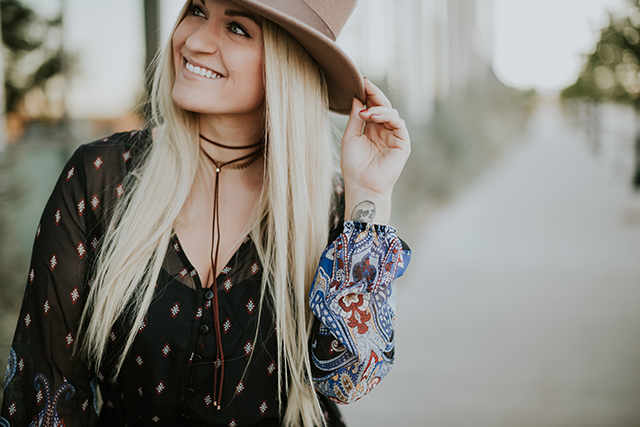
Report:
359,109,369,113
364,77,368,80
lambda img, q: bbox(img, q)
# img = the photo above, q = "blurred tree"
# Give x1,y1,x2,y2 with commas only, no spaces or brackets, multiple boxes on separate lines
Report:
1,0,63,115
0,0,64,398
144,0,160,75
0,148,25,397
0,1,4,151
562,0,640,188
140,0,160,122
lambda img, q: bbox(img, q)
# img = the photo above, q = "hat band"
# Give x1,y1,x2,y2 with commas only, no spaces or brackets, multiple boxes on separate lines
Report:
255,0,335,40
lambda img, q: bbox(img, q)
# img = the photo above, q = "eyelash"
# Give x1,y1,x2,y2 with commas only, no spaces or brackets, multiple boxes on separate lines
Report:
189,4,206,18
227,21,251,38
188,4,252,38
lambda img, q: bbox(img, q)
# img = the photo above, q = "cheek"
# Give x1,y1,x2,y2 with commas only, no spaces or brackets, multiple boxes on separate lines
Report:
172,32,185,73
241,54,263,85
231,51,264,102
251,54,265,99
172,20,192,60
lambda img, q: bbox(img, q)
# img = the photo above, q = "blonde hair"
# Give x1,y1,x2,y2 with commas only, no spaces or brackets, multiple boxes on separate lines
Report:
78,3,334,426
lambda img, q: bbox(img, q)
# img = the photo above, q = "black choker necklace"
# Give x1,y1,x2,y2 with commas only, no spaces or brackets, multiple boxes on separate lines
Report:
197,132,263,410
199,133,263,150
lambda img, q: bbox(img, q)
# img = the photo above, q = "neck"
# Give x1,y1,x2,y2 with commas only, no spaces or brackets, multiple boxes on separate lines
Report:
198,114,264,163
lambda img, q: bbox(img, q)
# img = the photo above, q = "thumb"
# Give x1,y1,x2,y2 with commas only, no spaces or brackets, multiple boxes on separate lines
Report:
343,97,366,139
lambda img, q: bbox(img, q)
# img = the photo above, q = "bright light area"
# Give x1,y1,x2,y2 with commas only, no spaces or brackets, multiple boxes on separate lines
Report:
16,0,634,116
494,0,626,92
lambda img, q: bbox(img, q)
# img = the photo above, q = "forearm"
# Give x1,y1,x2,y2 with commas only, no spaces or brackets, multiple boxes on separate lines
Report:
343,184,392,226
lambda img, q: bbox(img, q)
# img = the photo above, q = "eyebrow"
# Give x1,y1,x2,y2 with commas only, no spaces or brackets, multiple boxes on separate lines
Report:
197,0,261,26
224,9,261,26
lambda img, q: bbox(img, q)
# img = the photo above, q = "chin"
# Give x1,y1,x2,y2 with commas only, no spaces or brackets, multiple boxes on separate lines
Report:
172,87,264,117
171,87,210,114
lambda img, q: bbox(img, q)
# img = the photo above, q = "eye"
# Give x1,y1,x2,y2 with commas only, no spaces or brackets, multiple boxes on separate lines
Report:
228,21,250,38
189,4,206,18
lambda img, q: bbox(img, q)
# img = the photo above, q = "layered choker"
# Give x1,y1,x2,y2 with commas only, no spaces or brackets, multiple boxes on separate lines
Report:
198,132,264,410
200,133,263,150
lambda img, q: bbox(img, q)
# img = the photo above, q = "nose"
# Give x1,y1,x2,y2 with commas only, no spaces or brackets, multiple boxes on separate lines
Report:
185,22,219,54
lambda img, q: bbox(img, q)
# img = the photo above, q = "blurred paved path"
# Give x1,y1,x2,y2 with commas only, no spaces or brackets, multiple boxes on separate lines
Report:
340,102,640,427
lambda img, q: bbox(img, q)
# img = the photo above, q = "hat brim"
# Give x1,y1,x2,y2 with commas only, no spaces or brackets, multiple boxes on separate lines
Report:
232,0,365,114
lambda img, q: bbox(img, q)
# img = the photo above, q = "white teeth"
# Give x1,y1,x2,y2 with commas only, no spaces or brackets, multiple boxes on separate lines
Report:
185,60,223,79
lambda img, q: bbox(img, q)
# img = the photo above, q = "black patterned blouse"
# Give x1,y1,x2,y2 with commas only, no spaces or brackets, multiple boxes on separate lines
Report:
1,130,411,427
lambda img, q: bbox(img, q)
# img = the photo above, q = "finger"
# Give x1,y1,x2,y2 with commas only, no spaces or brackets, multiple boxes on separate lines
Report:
359,106,399,119
365,113,410,144
363,77,392,108
344,97,366,138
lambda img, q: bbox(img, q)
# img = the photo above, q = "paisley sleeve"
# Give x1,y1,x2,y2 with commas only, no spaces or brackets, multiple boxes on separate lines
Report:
1,145,99,426
309,220,411,404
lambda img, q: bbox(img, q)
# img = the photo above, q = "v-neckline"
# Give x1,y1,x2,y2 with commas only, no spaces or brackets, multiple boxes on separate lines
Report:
170,229,251,290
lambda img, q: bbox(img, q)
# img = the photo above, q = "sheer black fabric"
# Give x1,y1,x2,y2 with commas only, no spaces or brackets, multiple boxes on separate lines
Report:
1,130,348,427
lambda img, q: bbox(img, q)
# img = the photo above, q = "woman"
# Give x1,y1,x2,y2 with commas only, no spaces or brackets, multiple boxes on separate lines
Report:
1,0,411,425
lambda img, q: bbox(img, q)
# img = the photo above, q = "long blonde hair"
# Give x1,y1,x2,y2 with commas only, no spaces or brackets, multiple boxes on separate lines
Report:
78,3,335,426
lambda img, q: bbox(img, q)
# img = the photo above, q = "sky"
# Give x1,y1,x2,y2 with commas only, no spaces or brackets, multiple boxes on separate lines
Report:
21,0,630,118
493,0,626,93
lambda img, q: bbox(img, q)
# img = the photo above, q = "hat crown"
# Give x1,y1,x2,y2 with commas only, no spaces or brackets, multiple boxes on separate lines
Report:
256,0,357,41
303,0,357,39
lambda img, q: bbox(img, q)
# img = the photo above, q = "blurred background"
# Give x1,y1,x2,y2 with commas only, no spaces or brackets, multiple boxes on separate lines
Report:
1,0,640,425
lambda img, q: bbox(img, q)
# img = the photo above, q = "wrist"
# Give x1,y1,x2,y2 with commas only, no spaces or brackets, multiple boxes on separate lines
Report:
344,187,392,225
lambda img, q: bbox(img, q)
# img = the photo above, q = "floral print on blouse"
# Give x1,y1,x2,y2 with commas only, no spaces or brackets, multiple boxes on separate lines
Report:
0,130,411,426
310,221,409,404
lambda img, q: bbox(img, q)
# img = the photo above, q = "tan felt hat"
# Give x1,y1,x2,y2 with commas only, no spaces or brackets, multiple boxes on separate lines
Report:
232,0,364,114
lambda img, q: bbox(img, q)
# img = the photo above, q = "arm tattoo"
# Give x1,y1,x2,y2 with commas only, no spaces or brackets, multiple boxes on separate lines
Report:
350,201,376,223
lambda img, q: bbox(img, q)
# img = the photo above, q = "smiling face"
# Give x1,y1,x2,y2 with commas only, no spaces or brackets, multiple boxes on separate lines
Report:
171,0,265,120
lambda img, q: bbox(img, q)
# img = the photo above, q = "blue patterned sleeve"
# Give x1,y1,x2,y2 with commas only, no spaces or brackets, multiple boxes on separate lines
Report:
309,220,411,404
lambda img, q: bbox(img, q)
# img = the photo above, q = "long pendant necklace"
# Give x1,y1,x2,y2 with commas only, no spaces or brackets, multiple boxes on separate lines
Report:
199,133,263,410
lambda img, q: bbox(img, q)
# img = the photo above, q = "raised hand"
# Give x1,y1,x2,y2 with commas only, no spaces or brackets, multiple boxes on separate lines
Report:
341,78,411,225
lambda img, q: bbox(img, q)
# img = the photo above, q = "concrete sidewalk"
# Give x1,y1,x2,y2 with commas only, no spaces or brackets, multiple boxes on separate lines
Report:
340,102,640,427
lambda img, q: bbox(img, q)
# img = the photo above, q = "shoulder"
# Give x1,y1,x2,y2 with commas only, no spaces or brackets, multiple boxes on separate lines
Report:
65,129,150,221
72,128,150,183
79,129,150,173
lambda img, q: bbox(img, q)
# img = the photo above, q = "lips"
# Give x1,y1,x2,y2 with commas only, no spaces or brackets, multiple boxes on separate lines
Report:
184,60,224,79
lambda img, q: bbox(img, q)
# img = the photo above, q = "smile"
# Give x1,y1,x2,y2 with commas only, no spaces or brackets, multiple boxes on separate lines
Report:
185,60,224,79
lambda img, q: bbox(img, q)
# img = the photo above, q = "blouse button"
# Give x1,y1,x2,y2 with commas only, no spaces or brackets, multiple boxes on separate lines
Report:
199,325,210,334
204,290,214,300
186,388,195,397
